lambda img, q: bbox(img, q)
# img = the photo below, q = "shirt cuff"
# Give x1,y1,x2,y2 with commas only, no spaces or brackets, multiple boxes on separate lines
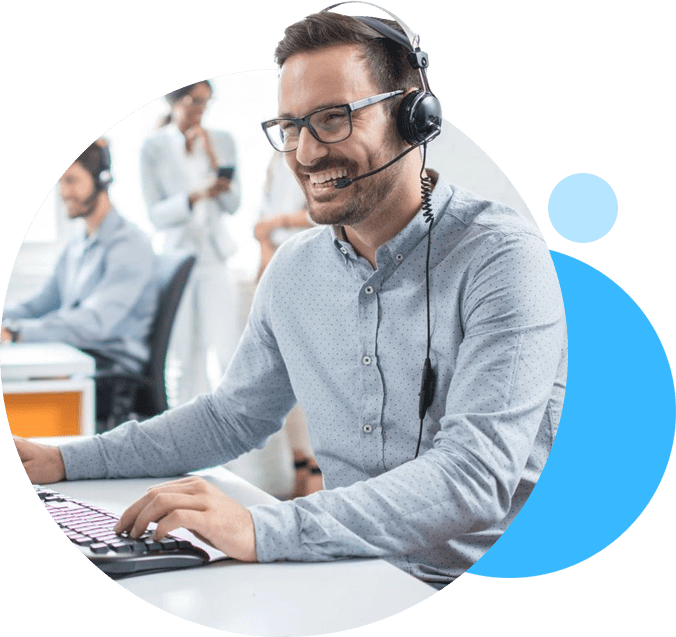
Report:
59,437,109,481
250,501,307,562
14,319,55,343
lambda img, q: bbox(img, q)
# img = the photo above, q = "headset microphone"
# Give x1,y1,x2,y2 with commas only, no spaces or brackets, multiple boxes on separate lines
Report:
334,131,439,189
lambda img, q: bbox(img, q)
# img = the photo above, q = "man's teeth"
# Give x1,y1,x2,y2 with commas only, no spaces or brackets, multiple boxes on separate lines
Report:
309,169,348,185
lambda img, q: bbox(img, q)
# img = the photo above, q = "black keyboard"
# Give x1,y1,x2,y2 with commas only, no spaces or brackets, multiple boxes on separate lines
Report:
35,485,209,579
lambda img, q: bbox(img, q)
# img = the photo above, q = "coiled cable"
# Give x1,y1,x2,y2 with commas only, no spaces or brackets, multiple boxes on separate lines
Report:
415,142,436,458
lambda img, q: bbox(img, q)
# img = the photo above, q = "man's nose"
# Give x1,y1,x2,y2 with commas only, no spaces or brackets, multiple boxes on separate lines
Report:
294,126,329,167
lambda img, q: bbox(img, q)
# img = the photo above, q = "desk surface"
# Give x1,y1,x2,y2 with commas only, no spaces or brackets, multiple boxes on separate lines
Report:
45,462,434,636
1,341,94,381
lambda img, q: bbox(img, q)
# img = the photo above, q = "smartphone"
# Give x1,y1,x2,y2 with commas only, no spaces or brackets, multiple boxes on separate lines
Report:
217,166,235,180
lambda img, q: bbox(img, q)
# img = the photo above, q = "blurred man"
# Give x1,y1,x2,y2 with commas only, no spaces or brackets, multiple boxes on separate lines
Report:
2,140,158,422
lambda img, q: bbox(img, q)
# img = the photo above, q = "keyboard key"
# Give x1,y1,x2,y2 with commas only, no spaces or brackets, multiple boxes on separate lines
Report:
143,539,163,551
89,543,109,554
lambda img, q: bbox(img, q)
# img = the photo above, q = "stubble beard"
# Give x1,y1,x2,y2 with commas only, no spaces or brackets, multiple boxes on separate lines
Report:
302,140,404,228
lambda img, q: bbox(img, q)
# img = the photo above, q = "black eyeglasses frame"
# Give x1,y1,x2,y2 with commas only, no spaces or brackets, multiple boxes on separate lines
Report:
261,89,405,152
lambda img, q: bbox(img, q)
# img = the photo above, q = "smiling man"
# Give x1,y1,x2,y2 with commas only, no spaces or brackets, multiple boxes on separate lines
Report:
278,48,417,228
265,31,427,262
15,9,567,589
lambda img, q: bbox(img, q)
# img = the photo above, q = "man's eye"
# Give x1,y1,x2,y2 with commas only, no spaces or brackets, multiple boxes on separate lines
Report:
316,110,348,128
279,121,296,132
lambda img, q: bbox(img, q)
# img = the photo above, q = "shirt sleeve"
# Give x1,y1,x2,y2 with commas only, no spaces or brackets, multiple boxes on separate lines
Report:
250,232,566,562
16,233,154,347
140,137,192,230
140,132,241,230
59,282,298,480
3,265,61,321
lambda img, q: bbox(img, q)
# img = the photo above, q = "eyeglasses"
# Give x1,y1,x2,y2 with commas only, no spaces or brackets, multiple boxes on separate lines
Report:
261,90,404,152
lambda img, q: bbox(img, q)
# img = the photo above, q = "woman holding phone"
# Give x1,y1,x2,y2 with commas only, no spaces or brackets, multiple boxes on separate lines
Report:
141,79,241,405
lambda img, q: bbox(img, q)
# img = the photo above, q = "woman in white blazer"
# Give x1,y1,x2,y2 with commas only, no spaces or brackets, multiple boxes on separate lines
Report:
141,80,241,405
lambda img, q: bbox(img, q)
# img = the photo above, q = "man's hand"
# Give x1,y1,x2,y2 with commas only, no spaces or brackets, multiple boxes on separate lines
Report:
14,436,66,484
114,476,258,562
1,327,13,343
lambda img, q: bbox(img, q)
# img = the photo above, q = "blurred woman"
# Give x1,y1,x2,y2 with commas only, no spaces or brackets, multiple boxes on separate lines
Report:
140,80,241,405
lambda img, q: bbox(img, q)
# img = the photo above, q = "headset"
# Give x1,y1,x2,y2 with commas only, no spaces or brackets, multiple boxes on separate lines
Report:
325,1,442,148
95,141,113,192
324,2,439,458
77,140,113,211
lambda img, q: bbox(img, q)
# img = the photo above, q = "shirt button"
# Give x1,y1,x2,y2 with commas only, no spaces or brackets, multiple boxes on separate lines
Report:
362,355,371,366
363,424,373,434
340,247,348,255
364,286,374,295
395,253,404,262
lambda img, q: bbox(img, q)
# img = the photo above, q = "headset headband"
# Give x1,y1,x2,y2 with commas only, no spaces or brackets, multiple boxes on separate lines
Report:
324,1,433,90
324,1,420,49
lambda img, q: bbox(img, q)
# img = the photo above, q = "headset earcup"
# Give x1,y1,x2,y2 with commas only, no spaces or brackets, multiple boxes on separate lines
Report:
96,145,113,191
397,90,442,145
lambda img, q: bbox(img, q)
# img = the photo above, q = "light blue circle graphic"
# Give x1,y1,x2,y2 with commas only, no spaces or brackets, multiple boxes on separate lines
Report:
469,251,675,578
548,173,618,242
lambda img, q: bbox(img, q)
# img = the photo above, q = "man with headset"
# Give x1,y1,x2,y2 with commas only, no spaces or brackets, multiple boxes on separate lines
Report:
14,7,567,589
2,141,158,421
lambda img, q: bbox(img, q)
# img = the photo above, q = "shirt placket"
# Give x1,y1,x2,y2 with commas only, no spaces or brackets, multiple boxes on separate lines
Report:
65,239,93,307
356,267,386,476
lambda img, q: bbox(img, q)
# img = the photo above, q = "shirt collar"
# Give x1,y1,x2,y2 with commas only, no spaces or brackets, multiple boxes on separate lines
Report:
78,207,121,247
331,171,453,269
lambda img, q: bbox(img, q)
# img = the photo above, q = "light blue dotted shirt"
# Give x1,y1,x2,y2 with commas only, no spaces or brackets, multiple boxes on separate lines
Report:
59,176,567,589
3,208,157,370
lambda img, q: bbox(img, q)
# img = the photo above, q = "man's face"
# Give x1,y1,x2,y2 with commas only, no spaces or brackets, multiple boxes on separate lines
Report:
59,161,98,219
279,45,405,227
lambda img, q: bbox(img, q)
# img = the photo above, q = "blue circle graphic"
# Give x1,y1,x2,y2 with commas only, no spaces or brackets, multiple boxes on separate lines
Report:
469,251,675,577
548,173,618,242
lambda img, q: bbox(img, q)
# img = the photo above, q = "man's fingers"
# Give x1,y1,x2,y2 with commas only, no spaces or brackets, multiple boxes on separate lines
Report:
115,477,202,531
153,509,206,542
129,492,205,539
115,479,208,536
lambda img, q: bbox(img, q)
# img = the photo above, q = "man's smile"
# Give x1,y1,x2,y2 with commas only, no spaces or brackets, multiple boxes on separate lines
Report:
302,167,350,190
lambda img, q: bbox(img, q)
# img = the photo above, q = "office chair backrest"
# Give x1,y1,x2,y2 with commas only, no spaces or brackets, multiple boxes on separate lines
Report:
134,252,196,417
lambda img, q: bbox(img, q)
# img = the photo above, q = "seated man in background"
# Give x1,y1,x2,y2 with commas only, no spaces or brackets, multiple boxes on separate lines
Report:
2,140,158,425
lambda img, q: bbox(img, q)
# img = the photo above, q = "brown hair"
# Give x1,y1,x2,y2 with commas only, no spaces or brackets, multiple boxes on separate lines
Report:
75,139,110,184
274,11,421,113
158,80,213,127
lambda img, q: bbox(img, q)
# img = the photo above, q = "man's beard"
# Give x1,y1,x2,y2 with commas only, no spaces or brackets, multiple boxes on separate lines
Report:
66,190,99,219
299,141,405,227
67,204,95,219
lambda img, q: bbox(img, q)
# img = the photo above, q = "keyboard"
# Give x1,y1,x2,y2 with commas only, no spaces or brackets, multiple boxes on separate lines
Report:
35,485,210,579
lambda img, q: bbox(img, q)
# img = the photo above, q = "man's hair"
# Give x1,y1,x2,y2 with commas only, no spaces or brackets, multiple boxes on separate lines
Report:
274,11,422,114
75,140,110,186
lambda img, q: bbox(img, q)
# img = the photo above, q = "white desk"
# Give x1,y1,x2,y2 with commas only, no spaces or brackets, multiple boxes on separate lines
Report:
44,462,435,636
1,342,95,436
